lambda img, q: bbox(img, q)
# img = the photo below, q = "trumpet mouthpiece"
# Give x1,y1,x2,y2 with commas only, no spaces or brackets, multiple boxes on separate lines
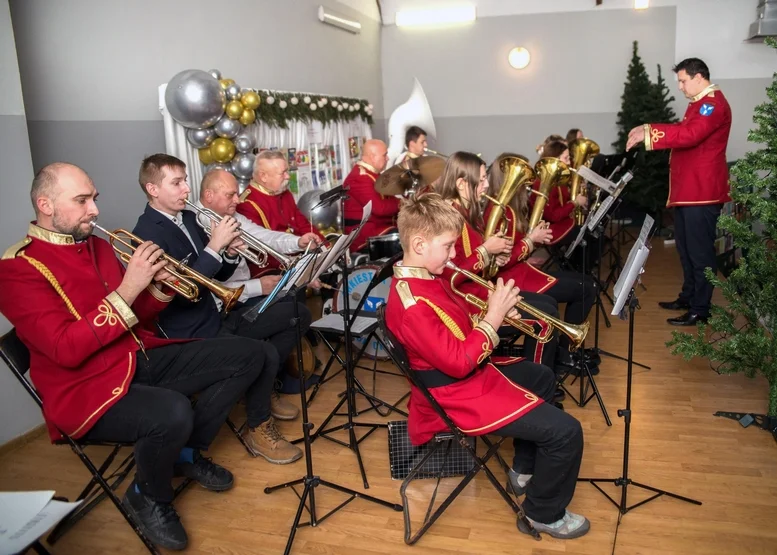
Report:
445,260,458,270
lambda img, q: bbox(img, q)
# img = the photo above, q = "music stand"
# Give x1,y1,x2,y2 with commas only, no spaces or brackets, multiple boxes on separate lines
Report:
578,235,700,535
261,226,402,555
560,207,611,426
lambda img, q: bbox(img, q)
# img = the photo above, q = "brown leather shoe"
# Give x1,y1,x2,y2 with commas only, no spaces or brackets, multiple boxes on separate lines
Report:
243,418,303,464
271,390,300,421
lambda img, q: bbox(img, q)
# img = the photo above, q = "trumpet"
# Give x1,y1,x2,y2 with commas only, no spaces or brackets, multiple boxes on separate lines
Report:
185,200,293,270
446,261,589,350
90,222,244,313
423,147,448,158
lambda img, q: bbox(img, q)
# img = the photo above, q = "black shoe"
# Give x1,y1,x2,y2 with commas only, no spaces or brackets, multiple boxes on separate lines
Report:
554,388,566,402
174,453,234,492
122,484,187,551
667,312,708,326
659,298,690,310
583,348,601,366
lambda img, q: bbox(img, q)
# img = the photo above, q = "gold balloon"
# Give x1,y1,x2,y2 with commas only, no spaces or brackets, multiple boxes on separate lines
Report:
239,108,256,126
241,90,260,110
198,147,214,165
210,138,236,163
219,78,235,89
226,100,244,120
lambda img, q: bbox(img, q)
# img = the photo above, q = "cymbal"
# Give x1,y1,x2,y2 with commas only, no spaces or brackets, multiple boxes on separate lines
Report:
374,156,446,196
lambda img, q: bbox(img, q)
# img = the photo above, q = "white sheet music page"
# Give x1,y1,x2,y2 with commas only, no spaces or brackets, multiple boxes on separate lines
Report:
0,491,81,555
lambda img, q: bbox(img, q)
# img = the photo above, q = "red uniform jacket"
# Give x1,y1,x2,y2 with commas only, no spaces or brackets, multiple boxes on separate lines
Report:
0,224,179,441
644,84,732,207
530,178,575,244
386,264,543,445
482,203,557,294
236,181,324,276
343,161,400,252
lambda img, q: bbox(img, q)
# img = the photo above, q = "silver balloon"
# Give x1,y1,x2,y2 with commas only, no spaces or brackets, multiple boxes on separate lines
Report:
237,177,251,193
234,132,255,154
225,83,242,101
207,68,222,80
205,162,231,173
297,190,340,231
186,127,216,149
214,114,242,139
165,69,226,129
231,153,256,180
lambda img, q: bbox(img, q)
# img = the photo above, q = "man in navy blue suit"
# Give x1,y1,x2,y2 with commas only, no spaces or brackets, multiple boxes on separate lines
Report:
132,154,304,465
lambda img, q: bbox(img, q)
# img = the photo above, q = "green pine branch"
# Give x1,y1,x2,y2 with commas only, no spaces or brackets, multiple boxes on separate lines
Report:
252,91,374,129
667,38,777,416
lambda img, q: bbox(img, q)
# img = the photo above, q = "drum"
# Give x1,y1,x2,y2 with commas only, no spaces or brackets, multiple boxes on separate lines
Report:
367,233,402,262
328,264,392,360
284,336,315,381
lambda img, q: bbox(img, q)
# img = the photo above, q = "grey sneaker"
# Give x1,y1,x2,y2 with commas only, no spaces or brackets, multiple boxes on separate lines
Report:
506,468,532,496
518,510,590,539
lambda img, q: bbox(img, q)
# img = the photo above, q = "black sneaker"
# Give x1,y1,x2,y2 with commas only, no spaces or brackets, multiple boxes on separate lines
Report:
122,484,187,551
174,453,234,492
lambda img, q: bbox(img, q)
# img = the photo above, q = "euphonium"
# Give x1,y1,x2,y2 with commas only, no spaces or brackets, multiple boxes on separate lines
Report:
528,158,572,232
185,200,293,270
569,138,600,225
482,156,535,278
446,261,589,350
90,222,244,313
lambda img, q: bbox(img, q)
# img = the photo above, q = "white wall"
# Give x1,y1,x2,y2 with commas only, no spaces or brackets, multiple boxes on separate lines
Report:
0,0,44,446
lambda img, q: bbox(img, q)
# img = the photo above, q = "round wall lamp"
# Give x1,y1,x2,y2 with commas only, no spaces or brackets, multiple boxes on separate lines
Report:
508,47,531,70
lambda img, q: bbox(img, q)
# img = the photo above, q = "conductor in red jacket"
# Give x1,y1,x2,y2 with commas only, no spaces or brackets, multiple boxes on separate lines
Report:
343,139,399,252
627,58,732,326
0,163,271,551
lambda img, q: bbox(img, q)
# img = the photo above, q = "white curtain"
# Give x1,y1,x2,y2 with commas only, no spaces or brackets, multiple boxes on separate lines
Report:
159,83,372,201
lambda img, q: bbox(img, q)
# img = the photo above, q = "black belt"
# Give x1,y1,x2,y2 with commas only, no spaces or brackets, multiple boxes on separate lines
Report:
414,368,477,389
344,218,361,226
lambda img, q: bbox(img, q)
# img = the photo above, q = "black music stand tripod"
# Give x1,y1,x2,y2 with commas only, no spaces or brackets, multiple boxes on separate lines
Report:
259,245,402,555
578,239,700,536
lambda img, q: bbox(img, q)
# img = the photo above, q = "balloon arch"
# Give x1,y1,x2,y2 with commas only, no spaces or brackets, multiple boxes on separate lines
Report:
159,68,374,229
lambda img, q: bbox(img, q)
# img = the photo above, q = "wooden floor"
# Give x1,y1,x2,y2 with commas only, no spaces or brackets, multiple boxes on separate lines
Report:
2,238,777,555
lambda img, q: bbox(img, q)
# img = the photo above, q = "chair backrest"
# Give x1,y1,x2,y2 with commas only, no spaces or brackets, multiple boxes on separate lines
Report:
348,251,403,326
376,305,460,434
0,328,43,408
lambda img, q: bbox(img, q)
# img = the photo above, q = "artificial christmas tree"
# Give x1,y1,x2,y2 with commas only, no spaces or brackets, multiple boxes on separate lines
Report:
612,41,677,217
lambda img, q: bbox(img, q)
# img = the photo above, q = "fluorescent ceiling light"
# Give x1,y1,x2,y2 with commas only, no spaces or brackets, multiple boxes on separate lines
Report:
396,6,476,27
634,0,649,9
318,5,362,33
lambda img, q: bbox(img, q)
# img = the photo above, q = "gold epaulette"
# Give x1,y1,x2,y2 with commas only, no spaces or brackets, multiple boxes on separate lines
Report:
238,188,251,202
2,237,31,260
395,280,416,309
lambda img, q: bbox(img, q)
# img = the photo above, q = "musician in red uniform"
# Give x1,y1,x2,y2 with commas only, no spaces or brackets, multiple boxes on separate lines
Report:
627,58,732,326
236,150,322,277
385,193,588,540
343,139,399,252
0,163,275,551
488,153,596,372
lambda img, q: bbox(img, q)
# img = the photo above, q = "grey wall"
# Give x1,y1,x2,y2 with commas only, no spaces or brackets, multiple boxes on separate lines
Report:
10,0,384,231
0,0,44,445
382,6,773,163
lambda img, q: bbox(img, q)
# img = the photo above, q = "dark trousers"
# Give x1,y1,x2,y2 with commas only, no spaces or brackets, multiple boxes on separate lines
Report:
492,361,584,523
220,299,312,373
84,337,272,502
674,205,721,317
553,226,604,272
546,271,595,352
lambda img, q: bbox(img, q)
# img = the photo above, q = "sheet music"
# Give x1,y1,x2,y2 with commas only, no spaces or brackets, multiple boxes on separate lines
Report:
312,313,377,334
587,195,616,231
612,245,649,318
0,491,81,555
565,224,588,259
310,234,348,282
576,166,617,193
282,252,318,292
341,200,373,252
638,214,655,245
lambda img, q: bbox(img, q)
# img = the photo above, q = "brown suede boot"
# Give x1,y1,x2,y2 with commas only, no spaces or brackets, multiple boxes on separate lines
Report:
243,418,303,464
271,390,300,421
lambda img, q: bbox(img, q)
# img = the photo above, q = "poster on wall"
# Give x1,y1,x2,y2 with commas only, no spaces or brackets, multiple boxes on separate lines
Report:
295,149,312,197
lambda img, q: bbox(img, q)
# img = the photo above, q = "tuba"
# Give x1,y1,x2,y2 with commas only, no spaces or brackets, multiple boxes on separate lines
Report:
482,156,535,278
568,138,600,225
528,158,571,232
446,261,588,350
386,78,437,166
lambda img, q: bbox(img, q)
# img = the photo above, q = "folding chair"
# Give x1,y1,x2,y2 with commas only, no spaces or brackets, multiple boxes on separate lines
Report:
308,252,409,416
0,328,191,555
376,307,540,545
